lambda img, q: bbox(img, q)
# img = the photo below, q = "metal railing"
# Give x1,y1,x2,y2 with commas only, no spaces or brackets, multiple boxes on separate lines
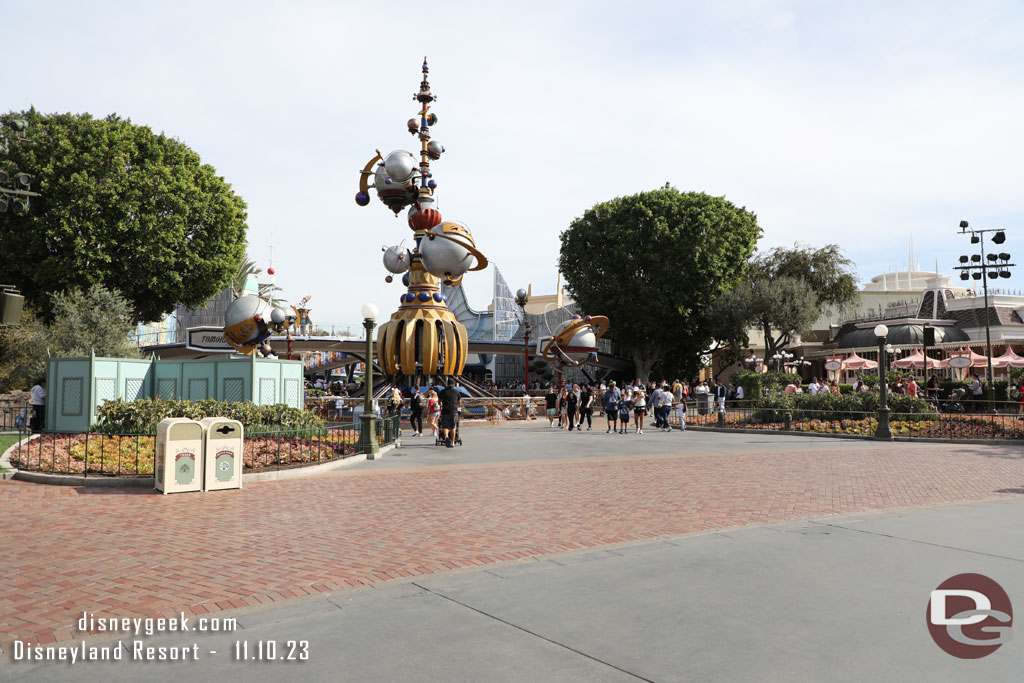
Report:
0,397,30,431
666,402,1024,440
10,424,362,477
305,396,545,423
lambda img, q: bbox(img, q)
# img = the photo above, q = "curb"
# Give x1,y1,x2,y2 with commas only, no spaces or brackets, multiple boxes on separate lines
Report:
6,441,401,488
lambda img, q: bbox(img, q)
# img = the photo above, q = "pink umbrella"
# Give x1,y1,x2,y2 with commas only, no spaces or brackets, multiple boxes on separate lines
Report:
992,346,1024,368
892,348,948,370
842,351,878,370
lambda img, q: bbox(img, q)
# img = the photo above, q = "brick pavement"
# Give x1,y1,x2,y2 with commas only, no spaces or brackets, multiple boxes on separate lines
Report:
2,435,1024,646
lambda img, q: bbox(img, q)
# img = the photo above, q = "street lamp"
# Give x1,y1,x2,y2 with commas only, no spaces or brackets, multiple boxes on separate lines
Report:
514,288,531,391
874,324,892,440
359,302,379,455
955,221,1014,412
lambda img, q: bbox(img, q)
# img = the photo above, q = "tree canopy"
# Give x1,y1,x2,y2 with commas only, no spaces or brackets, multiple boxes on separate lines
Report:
0,109,248,322
558,186,762,380
710,243,860,362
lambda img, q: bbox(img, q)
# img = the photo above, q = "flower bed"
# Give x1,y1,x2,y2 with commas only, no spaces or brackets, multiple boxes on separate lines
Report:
685,411,1024,439
10,429,360,476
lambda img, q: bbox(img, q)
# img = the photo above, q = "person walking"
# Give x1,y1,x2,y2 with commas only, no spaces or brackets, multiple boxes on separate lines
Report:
438,379,461,447
659,383,672,431
426,389,441,437
715,380,727,412
604,381,621,433
566,384,579,431
545,385,558,428
409,389,424,436
673,390,687,432
633,386,647,434
617,391,631,433
580,384,594,430
30,378,46,433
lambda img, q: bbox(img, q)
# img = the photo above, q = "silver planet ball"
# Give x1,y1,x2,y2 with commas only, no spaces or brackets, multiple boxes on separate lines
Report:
270,307,287,325
426,140,443,159
515,288,527,300
384,150,417,184
420,224,474,279
224,295,270,350
554,320,598,364
373,163,390,192
382,245,411,274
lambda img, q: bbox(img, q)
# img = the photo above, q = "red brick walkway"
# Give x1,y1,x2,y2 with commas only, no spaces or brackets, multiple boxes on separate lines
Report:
2,441,1023,645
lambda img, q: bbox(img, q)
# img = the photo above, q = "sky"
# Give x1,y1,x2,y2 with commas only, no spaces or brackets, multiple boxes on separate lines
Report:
4,0,1024,331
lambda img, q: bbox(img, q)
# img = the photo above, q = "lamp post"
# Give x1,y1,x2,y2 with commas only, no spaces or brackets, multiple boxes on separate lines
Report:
874,324,893,440
359,302,379,456
514,288,531,391
955,221,1014,412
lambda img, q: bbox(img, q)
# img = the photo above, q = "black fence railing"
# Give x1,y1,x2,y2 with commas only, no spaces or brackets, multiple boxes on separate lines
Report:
668,403,1024,440
10,423,362,477
375,414,401,446
0,397,30,431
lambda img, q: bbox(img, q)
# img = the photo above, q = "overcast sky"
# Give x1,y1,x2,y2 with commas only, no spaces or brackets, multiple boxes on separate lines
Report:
5,0,1024,330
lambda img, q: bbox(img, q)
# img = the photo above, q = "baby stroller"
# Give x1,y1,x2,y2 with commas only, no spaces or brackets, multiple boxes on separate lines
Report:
435,408,463,447
942,388,966,413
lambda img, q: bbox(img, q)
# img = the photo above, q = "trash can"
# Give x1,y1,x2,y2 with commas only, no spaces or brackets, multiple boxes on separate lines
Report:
200,417,243,491
155,418,204,494
696,393,712,415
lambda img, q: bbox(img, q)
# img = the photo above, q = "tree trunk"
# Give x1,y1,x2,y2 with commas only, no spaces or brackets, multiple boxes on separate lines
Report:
633,357,653,383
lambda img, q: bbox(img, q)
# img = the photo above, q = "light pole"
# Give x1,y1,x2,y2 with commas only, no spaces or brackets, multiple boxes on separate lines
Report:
874,324,893,440
955,221,1014,412
514,288,531,391
359,302,379,455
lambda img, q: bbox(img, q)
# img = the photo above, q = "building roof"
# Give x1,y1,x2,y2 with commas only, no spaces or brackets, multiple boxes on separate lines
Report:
836,322,969,349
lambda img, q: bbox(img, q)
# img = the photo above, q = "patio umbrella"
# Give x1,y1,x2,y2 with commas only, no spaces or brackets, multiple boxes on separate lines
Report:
892,349,947,370
992,346,1024,368
842,351,878,370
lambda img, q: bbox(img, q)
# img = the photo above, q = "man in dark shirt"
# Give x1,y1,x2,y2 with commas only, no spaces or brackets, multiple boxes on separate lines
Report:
439,379,461,447
544,386,558,428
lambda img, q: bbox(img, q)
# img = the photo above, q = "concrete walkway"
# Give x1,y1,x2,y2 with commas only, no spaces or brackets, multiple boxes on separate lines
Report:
3,423,1023,680
5,497,1022,681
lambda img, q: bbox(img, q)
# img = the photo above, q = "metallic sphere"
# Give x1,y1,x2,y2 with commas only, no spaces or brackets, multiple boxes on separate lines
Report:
516,288,527,300
223,294,271,352
419,222,481,279
382,244,411,274
270,307,287,325
427,140,443,160
355,191,370,206
383,150,417,184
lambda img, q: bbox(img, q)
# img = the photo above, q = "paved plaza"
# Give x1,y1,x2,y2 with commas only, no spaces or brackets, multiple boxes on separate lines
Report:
2,423,1024,680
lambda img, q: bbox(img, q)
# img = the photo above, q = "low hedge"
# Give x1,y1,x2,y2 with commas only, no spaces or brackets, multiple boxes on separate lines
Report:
94,398,325,434
752,391,936,423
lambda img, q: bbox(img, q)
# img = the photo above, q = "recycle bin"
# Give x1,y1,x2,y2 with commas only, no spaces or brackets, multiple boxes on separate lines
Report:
200,417,243,491
155,418,204,494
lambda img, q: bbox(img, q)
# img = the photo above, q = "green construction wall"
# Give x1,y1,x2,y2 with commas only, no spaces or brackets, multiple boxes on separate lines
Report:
45,354,305,433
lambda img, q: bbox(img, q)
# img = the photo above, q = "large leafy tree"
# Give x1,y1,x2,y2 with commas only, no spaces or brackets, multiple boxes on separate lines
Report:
0,109,248,322
559,186,762,380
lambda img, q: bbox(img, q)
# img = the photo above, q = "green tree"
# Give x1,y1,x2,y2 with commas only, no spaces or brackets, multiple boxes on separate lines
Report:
0,285,139,392
0,309,49,392
0,109,248,322
721,244,859,362
558,186,762,380
48,284,141,358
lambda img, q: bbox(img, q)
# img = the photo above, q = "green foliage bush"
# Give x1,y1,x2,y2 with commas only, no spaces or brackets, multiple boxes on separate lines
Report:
751,390,935,423
94,399,324,434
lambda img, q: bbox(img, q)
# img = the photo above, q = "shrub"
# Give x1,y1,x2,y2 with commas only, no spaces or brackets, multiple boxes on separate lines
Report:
94,398,324,434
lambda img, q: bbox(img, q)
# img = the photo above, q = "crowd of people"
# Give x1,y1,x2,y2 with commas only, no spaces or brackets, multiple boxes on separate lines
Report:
542,380,699,435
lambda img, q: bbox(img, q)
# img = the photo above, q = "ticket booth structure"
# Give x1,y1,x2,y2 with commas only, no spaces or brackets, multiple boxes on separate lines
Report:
44,351,304,433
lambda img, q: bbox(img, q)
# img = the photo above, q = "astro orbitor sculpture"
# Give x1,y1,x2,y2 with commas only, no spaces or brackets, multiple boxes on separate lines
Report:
356,58,487,383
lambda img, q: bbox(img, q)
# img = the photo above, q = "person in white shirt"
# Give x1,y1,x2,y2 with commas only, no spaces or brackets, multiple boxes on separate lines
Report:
30,378,46,433
735,384,744,401
808,378,820,395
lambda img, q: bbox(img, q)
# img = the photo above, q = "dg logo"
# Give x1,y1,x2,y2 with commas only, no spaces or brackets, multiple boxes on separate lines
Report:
927,573,1013,658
